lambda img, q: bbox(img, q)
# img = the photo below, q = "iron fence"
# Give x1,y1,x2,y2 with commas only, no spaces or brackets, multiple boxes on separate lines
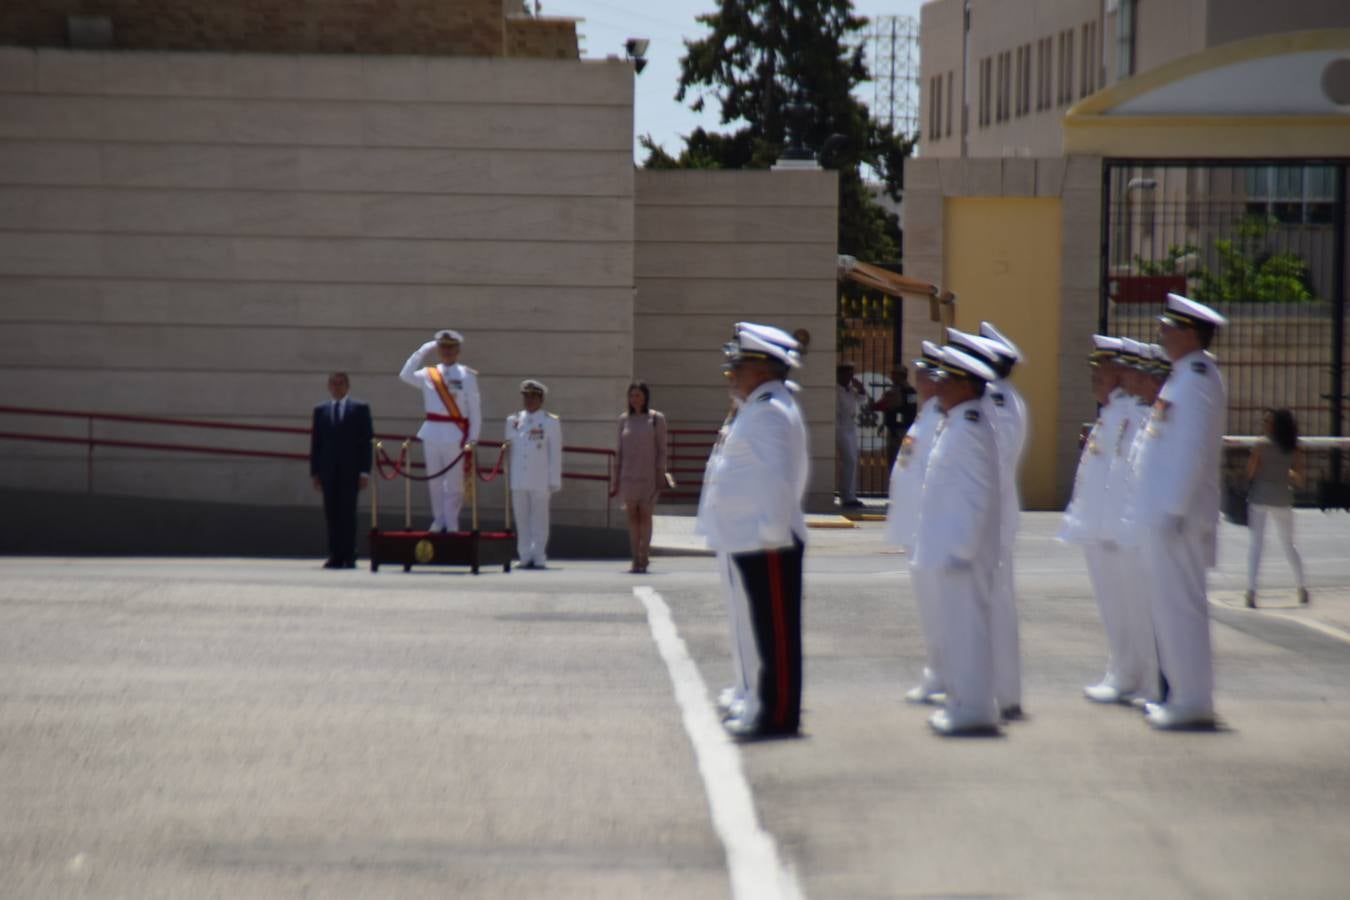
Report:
838,288,907,496
1100,159,1348,504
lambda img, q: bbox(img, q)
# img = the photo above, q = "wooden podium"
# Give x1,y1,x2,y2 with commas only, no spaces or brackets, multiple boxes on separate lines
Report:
367,440,515,575
368,528,513,574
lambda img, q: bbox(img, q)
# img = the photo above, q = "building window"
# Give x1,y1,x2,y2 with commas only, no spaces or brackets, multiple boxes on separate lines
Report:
1037,37,1052,111
1245,165,1337,225
1081,21,1097,97
1118,0,1137,79
1057,28,1074,105
978,57,992,128
1021,42,1032,115
929,75,940,141
946,70,954,137
995,50,1011,122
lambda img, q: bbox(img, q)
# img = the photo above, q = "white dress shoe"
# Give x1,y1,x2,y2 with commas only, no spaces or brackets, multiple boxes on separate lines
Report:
428,519,444,532
928,709,999,736
716,686,741,715
1144,702,1216,730
722,713,763,740
905,684,946,704
1083,682,1123,704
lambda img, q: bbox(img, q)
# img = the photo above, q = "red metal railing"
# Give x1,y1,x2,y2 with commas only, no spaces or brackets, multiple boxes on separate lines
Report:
665,427,718,502
0,404,615,501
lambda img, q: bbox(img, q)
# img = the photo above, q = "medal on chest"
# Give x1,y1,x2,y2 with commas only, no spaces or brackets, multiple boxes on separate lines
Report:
898,434,916,468
1146,399,1172,438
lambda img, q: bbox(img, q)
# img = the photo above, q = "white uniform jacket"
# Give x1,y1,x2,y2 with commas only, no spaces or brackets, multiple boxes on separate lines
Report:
911,399,1001,571
1130,349,1227,548
1059,388,1131,544
984,379,1028,554
696,380,809,554
883,396,941,551
1105,399,1153,547
399,340,482,445
504,409,562,493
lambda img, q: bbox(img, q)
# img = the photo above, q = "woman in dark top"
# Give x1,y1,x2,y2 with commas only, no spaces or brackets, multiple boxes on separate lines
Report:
1244,408,1308,608
615,382,668,574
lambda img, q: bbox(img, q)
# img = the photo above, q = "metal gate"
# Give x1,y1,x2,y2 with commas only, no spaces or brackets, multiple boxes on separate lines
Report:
1099,159,1348,504
839,288,905,496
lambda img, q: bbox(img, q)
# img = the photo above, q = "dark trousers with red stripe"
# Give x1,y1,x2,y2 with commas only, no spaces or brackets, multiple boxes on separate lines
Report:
732,538,804,734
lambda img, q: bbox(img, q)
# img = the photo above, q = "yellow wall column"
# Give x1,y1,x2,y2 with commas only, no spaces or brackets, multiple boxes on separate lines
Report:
943,198,1063,510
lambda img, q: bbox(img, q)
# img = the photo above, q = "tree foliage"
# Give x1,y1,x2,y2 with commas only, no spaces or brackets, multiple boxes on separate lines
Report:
641,0,915,263
1133,216,1316,303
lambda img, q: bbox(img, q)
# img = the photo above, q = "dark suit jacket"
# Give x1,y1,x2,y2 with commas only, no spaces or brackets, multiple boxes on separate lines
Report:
310,399,374,483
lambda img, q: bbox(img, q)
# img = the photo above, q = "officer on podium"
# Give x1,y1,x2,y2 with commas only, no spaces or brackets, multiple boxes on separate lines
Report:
399,330,482,532
698,322,809,740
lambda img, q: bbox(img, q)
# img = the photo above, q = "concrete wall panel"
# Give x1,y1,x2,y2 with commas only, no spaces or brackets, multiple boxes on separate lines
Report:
634,169,838,511
0,48,634,528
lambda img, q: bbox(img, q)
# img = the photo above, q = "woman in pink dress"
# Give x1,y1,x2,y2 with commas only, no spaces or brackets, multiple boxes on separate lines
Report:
616,382,668,573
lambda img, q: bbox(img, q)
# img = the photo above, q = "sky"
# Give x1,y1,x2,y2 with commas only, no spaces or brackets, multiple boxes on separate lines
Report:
542,0,926,161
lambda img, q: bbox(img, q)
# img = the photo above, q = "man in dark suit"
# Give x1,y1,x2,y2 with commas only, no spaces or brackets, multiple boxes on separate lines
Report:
310,372,374,569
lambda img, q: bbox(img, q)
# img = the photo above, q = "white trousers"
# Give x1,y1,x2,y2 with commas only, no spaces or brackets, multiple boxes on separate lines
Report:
1084,543,1159,698
1142,525,1214,713
836,434,859,502
990,547,1022,709
718,551,762,725
423,440,464,530
932,562,998,726
1247,504,1305,592
907,561,945,692
511,489,551,565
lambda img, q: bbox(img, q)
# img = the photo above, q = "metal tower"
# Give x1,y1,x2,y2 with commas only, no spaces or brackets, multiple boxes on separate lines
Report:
862,15,920,136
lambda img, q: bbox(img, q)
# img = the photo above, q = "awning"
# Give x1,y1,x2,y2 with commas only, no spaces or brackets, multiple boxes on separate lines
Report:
837,255,956,323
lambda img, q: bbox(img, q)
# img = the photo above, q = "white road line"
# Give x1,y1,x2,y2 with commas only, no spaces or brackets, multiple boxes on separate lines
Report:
634,586,805,900
1212,596,1350,645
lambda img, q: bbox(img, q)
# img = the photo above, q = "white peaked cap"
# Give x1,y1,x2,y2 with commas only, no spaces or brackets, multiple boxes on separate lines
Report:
915,339,943,369
434,329,464,345
726,322,801,369
735,321,800,351
935,345,997,383
946,327,1004,365
1162,292,1228,329
1092,334,1123,352
979,321,1023,362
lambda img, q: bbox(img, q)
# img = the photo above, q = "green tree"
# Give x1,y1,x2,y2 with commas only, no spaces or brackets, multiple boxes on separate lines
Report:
1192,215,1315,304
641,0,914,263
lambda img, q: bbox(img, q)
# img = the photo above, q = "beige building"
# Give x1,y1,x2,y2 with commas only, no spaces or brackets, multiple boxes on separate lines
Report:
0,2,840,553
919,0,1350,159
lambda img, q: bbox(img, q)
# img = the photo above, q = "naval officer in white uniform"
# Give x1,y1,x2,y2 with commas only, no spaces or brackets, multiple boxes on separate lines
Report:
912,346,1003,736
1060,335,1139,702
697,323,809,739
505,379,562,569
399,330,482,532
946,324,1028,719
1131,293,1228,730
884,340,947,703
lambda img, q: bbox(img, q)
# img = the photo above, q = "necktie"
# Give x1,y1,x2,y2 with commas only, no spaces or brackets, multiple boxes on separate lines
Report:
331,400,339,425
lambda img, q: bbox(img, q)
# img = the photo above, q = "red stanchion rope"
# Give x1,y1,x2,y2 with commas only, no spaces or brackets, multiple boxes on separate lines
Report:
375,441,467,482
475,444,508,483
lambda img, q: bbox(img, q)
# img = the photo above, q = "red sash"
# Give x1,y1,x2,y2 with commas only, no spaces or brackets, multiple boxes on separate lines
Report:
426,366,469,431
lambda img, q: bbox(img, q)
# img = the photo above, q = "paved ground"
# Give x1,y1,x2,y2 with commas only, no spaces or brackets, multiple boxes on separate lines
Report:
3,511,1349,899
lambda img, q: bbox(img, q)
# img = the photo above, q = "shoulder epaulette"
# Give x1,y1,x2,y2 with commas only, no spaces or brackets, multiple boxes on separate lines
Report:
1190,361,1207,374
547,412,559,420
964,409,981,422
990,392,1006,407
755,392,773,403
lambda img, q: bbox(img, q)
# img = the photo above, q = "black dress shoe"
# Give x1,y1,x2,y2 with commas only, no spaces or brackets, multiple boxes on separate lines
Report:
342,560,357,569
322,559,341,569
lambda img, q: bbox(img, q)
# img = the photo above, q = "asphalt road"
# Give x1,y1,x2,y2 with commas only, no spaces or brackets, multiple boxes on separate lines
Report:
3,512,1349,899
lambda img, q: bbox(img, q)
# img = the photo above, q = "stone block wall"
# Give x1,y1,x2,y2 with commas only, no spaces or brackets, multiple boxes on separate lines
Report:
633,169,840,512
0,0,577,58
0,47,632,526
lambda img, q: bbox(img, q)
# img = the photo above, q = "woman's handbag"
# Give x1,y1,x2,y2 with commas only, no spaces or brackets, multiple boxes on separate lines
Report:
1222,480,1249,527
